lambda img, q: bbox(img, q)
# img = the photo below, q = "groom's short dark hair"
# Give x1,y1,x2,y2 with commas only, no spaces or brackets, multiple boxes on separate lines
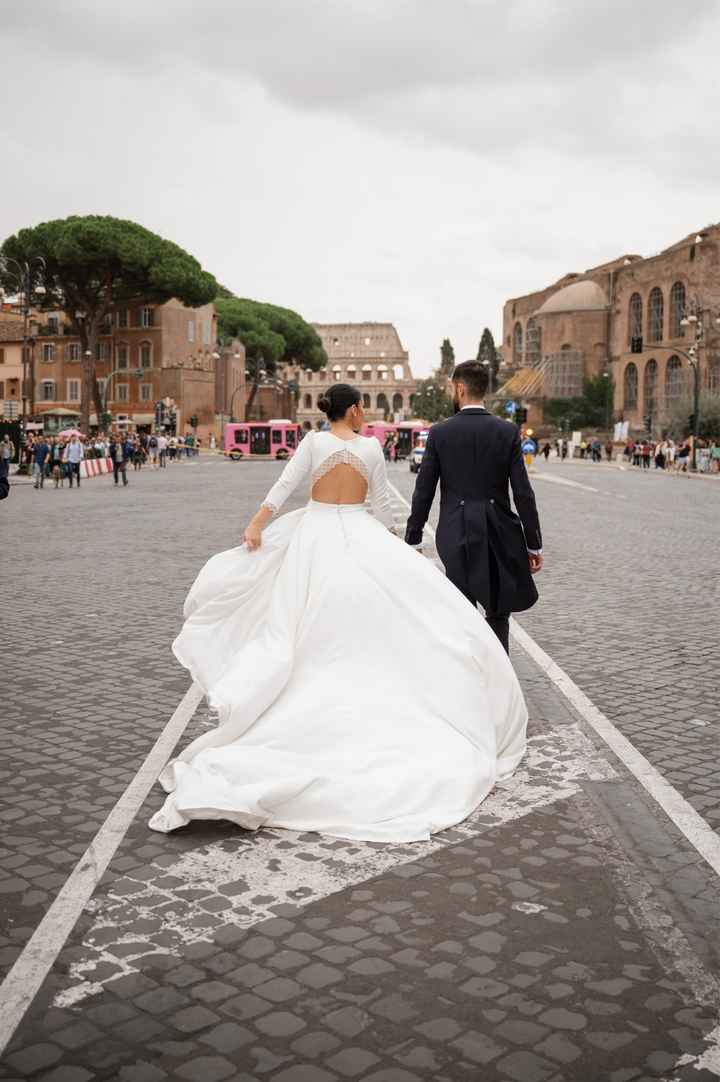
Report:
452,361,489,399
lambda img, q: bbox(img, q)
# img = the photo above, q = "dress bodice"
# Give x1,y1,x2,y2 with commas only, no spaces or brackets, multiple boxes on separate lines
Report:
261,431,394,528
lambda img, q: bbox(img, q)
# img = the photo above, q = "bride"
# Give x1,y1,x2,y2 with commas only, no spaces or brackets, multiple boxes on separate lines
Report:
149,384,527,842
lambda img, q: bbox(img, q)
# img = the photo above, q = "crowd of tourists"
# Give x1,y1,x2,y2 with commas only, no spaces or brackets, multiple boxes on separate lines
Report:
622,438,720,472
6,430,202,489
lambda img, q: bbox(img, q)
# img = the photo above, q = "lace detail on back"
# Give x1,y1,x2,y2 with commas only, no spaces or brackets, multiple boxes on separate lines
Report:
311,447,369,488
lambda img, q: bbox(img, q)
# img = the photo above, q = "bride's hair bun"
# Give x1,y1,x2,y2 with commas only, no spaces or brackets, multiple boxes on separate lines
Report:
315,383,361,422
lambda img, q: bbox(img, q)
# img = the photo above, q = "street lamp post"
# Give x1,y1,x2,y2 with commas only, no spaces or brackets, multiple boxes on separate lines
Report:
677,299,720,471
602,370,611,434
0,255,46,472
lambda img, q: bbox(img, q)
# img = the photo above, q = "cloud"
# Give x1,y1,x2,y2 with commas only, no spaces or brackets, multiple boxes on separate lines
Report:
2,1,720,374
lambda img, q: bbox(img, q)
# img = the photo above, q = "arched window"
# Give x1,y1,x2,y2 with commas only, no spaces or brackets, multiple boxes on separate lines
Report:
362,393,371,408
332,366,342,382
647,288,664,343
512,322,523,365
393,365,404,381
628,293,643,350
346,366,357,382
305,371,313,382
303,393,312,409
644,358,658,412
392,392,403,413
526,318,541,367
377,365,389,382
377,392,389,415
664,355,684,402
623,362,638,409
362,364,372,382
669,282,686,338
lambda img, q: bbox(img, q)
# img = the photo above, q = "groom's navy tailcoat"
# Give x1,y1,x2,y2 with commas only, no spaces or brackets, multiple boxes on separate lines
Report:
404,408,542,614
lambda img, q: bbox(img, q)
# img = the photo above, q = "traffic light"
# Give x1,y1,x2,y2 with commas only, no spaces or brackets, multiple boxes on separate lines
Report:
189,415,198,430
644,415,652,432
516,407,528,425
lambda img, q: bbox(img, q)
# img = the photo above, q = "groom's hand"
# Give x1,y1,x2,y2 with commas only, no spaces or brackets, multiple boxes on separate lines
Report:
528,552,544,574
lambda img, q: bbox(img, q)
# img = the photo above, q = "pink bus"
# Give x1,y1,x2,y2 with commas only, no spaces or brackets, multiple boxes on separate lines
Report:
362,422,427,460
223,420,300,460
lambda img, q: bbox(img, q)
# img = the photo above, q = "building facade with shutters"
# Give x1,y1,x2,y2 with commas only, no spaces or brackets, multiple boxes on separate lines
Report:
295,322,417,428
0,299,245,441
499,224,720,432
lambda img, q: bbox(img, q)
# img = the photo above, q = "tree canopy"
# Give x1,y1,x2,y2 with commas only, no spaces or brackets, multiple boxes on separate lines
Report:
0,215,218,428
413,377,453,424
439,338,455,375
215,296,326,373
543,375,614,431
477,327,500,387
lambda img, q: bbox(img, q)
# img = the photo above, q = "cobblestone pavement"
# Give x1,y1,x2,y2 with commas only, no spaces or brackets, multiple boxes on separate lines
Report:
1,456,719,1080
393,455,720,836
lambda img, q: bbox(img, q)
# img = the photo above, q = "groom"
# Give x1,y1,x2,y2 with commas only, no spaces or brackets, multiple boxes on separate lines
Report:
405,360,542,653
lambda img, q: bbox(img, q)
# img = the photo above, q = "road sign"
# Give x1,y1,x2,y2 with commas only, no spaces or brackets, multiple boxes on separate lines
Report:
521,438,537,455
504,400,517,415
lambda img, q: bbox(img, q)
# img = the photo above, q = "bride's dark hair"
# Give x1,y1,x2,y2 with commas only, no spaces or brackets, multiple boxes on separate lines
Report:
317,383,361,422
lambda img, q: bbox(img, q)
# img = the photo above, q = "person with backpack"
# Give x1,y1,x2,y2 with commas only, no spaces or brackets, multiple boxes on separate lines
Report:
148,433,159,469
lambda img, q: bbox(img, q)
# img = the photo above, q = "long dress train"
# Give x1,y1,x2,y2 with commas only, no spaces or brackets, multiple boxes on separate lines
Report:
149,432,527,842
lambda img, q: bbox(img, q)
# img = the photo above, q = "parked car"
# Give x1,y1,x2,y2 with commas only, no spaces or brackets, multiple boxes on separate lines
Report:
409,430,429,472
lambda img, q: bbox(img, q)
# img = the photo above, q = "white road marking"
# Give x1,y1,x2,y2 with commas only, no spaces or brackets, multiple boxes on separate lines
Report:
672,1022,720,1076
387,478,720,881
55,723,616,1007
0,682,204,1056
510,620,720,881
531,473,599,493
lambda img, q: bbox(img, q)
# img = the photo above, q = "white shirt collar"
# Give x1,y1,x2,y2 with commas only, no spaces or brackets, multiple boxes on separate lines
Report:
461,403,486,410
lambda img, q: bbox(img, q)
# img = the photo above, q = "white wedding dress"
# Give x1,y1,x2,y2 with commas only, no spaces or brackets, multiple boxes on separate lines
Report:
149,431,527,842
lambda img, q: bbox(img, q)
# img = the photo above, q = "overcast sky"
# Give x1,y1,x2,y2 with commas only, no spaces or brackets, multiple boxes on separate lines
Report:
2,0,719,375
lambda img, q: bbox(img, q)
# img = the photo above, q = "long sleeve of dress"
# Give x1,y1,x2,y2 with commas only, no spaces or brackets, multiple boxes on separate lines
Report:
262,433,314,514
368,441,395,530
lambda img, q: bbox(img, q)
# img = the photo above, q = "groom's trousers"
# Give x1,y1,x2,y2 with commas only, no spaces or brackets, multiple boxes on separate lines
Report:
459,548,510,654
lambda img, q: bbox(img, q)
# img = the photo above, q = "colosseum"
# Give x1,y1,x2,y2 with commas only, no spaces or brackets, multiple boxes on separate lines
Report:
498,224,720,434
295,322,417,428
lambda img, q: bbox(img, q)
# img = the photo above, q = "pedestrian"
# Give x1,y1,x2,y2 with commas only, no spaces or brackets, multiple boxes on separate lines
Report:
65,433,84,488
49,437,65,487
1,434,15,470
157,432,168,467
132,437,144,470
32,435,51,489
0,453,8,501
542,442,551,461
109,433,130,486
148,433,159,468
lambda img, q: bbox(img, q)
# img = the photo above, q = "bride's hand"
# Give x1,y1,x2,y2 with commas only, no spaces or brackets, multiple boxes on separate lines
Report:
244,525,262,551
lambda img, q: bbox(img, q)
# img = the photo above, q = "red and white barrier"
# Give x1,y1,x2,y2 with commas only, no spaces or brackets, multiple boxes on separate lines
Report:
80,457,113,479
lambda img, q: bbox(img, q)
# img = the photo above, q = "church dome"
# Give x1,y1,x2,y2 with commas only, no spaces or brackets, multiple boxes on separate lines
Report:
536,280,608,315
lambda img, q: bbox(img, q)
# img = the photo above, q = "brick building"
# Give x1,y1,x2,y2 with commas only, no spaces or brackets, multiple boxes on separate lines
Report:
0,311,24,419
295,322,417,428
2,299,245,442
498,224,720,433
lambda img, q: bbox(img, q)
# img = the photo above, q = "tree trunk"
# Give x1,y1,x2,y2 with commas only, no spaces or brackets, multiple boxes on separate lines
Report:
92,373,104,431
79,325,92,433
245,379,260,420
